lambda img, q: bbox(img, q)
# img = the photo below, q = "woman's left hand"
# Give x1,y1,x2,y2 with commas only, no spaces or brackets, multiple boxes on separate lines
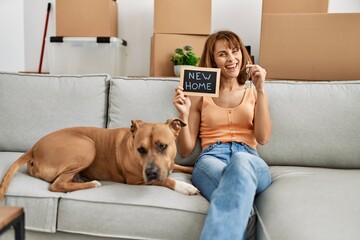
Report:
246,64,267,91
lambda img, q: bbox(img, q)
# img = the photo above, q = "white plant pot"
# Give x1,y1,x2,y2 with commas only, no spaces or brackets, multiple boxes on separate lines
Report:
174,65,193,77
174,65,181,77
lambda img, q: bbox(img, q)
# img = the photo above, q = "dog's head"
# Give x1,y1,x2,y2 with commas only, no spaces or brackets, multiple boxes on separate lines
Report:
130,118,186,184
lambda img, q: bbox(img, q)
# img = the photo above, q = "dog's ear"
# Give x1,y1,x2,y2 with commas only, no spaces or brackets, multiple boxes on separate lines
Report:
130,120,144,135
166,118,186,136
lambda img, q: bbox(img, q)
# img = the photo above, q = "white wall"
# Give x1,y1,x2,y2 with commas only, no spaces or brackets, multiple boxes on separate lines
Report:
329,0,360,12
0,0,359,76
118,0,154,76
23,0,55,73
0,0,25,72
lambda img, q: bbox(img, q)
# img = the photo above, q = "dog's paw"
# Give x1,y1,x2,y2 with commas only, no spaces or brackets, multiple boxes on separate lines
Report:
91,180,102,188
174,180,200,195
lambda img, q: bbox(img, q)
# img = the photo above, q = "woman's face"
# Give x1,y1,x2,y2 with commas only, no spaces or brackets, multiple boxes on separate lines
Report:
213,40,242,80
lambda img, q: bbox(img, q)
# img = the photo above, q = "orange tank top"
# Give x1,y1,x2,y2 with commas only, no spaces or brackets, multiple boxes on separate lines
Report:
200,87,257,150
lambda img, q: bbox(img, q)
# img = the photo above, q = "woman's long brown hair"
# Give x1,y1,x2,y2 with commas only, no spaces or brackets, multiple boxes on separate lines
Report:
198,30,252,85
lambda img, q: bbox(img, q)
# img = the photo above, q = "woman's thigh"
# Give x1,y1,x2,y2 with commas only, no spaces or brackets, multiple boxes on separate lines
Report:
230,151,272,194
192,142,271,199
192,155,226,201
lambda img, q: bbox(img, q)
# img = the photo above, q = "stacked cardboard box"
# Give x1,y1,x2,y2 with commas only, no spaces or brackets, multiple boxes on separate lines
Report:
262,0,328,14
56,0,118,37
260,0,360,80
151,0,211,77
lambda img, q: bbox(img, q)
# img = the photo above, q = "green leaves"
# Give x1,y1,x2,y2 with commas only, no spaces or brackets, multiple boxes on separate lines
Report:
183,45,192,51
171,45,200,66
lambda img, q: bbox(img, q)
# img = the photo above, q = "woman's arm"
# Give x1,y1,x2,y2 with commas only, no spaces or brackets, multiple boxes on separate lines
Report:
254,89,272,145
247,64,272,145
173,87,201,157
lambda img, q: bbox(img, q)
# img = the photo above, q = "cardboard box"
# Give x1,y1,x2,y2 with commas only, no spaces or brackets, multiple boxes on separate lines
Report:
56,0,118,37
262,0,328,13
154,0,211,35
259,13,360,80
150,34,209,77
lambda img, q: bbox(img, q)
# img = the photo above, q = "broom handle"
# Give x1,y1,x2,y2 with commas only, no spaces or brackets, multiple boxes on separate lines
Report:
38,3,51,74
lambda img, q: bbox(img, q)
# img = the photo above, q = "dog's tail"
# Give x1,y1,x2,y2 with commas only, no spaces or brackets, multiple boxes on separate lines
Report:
0,151,32,201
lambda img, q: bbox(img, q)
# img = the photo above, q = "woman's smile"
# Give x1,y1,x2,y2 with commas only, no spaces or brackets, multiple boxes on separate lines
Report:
225,63,238,71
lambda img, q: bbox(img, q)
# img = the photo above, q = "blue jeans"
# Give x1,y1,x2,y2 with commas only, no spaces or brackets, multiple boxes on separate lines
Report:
192,142,272,240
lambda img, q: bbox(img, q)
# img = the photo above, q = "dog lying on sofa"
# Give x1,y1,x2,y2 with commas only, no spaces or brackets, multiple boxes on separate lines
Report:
0,118,199,200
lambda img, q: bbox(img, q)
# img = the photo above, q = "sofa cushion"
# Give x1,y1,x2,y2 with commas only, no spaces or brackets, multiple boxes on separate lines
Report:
0,152,64,233
108,77,202,166
0,72,110,152
57,172,209,240
255,166,360,240
258,80,360,168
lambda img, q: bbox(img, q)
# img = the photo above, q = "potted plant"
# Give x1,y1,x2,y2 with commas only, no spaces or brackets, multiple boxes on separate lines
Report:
171,45,200,76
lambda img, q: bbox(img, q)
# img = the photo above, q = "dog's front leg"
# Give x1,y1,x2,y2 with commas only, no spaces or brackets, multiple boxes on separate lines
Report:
153,178,199,195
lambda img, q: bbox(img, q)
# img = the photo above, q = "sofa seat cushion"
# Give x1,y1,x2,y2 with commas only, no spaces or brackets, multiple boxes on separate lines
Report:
57,172,209,240
0,72,110,152
255,166,360,240
0,152,65,233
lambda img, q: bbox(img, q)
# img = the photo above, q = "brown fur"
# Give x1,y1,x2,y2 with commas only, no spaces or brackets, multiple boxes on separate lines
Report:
0,119,197,201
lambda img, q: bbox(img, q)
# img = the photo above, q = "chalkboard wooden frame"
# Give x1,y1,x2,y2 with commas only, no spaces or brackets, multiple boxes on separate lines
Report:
179,66,221,97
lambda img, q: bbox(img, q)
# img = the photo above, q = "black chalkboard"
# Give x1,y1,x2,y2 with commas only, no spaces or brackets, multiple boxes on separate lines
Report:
179,66,220,97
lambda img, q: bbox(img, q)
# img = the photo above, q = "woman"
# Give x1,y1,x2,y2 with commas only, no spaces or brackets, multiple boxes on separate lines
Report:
173,30,272,240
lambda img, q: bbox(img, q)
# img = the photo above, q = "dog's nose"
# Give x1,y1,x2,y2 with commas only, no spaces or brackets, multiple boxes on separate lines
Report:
145,165,159,182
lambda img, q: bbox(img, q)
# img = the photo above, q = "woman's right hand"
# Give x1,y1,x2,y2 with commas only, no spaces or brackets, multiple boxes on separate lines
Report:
173,86,191,118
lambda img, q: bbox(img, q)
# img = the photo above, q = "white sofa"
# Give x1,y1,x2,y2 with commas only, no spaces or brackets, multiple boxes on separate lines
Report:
0,72,359,240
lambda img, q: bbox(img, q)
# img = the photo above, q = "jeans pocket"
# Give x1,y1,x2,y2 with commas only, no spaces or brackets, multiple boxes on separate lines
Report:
201,142,219,154
195,142,221,164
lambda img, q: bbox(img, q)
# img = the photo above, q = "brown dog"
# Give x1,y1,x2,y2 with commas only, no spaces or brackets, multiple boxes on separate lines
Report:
0,119,199,200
